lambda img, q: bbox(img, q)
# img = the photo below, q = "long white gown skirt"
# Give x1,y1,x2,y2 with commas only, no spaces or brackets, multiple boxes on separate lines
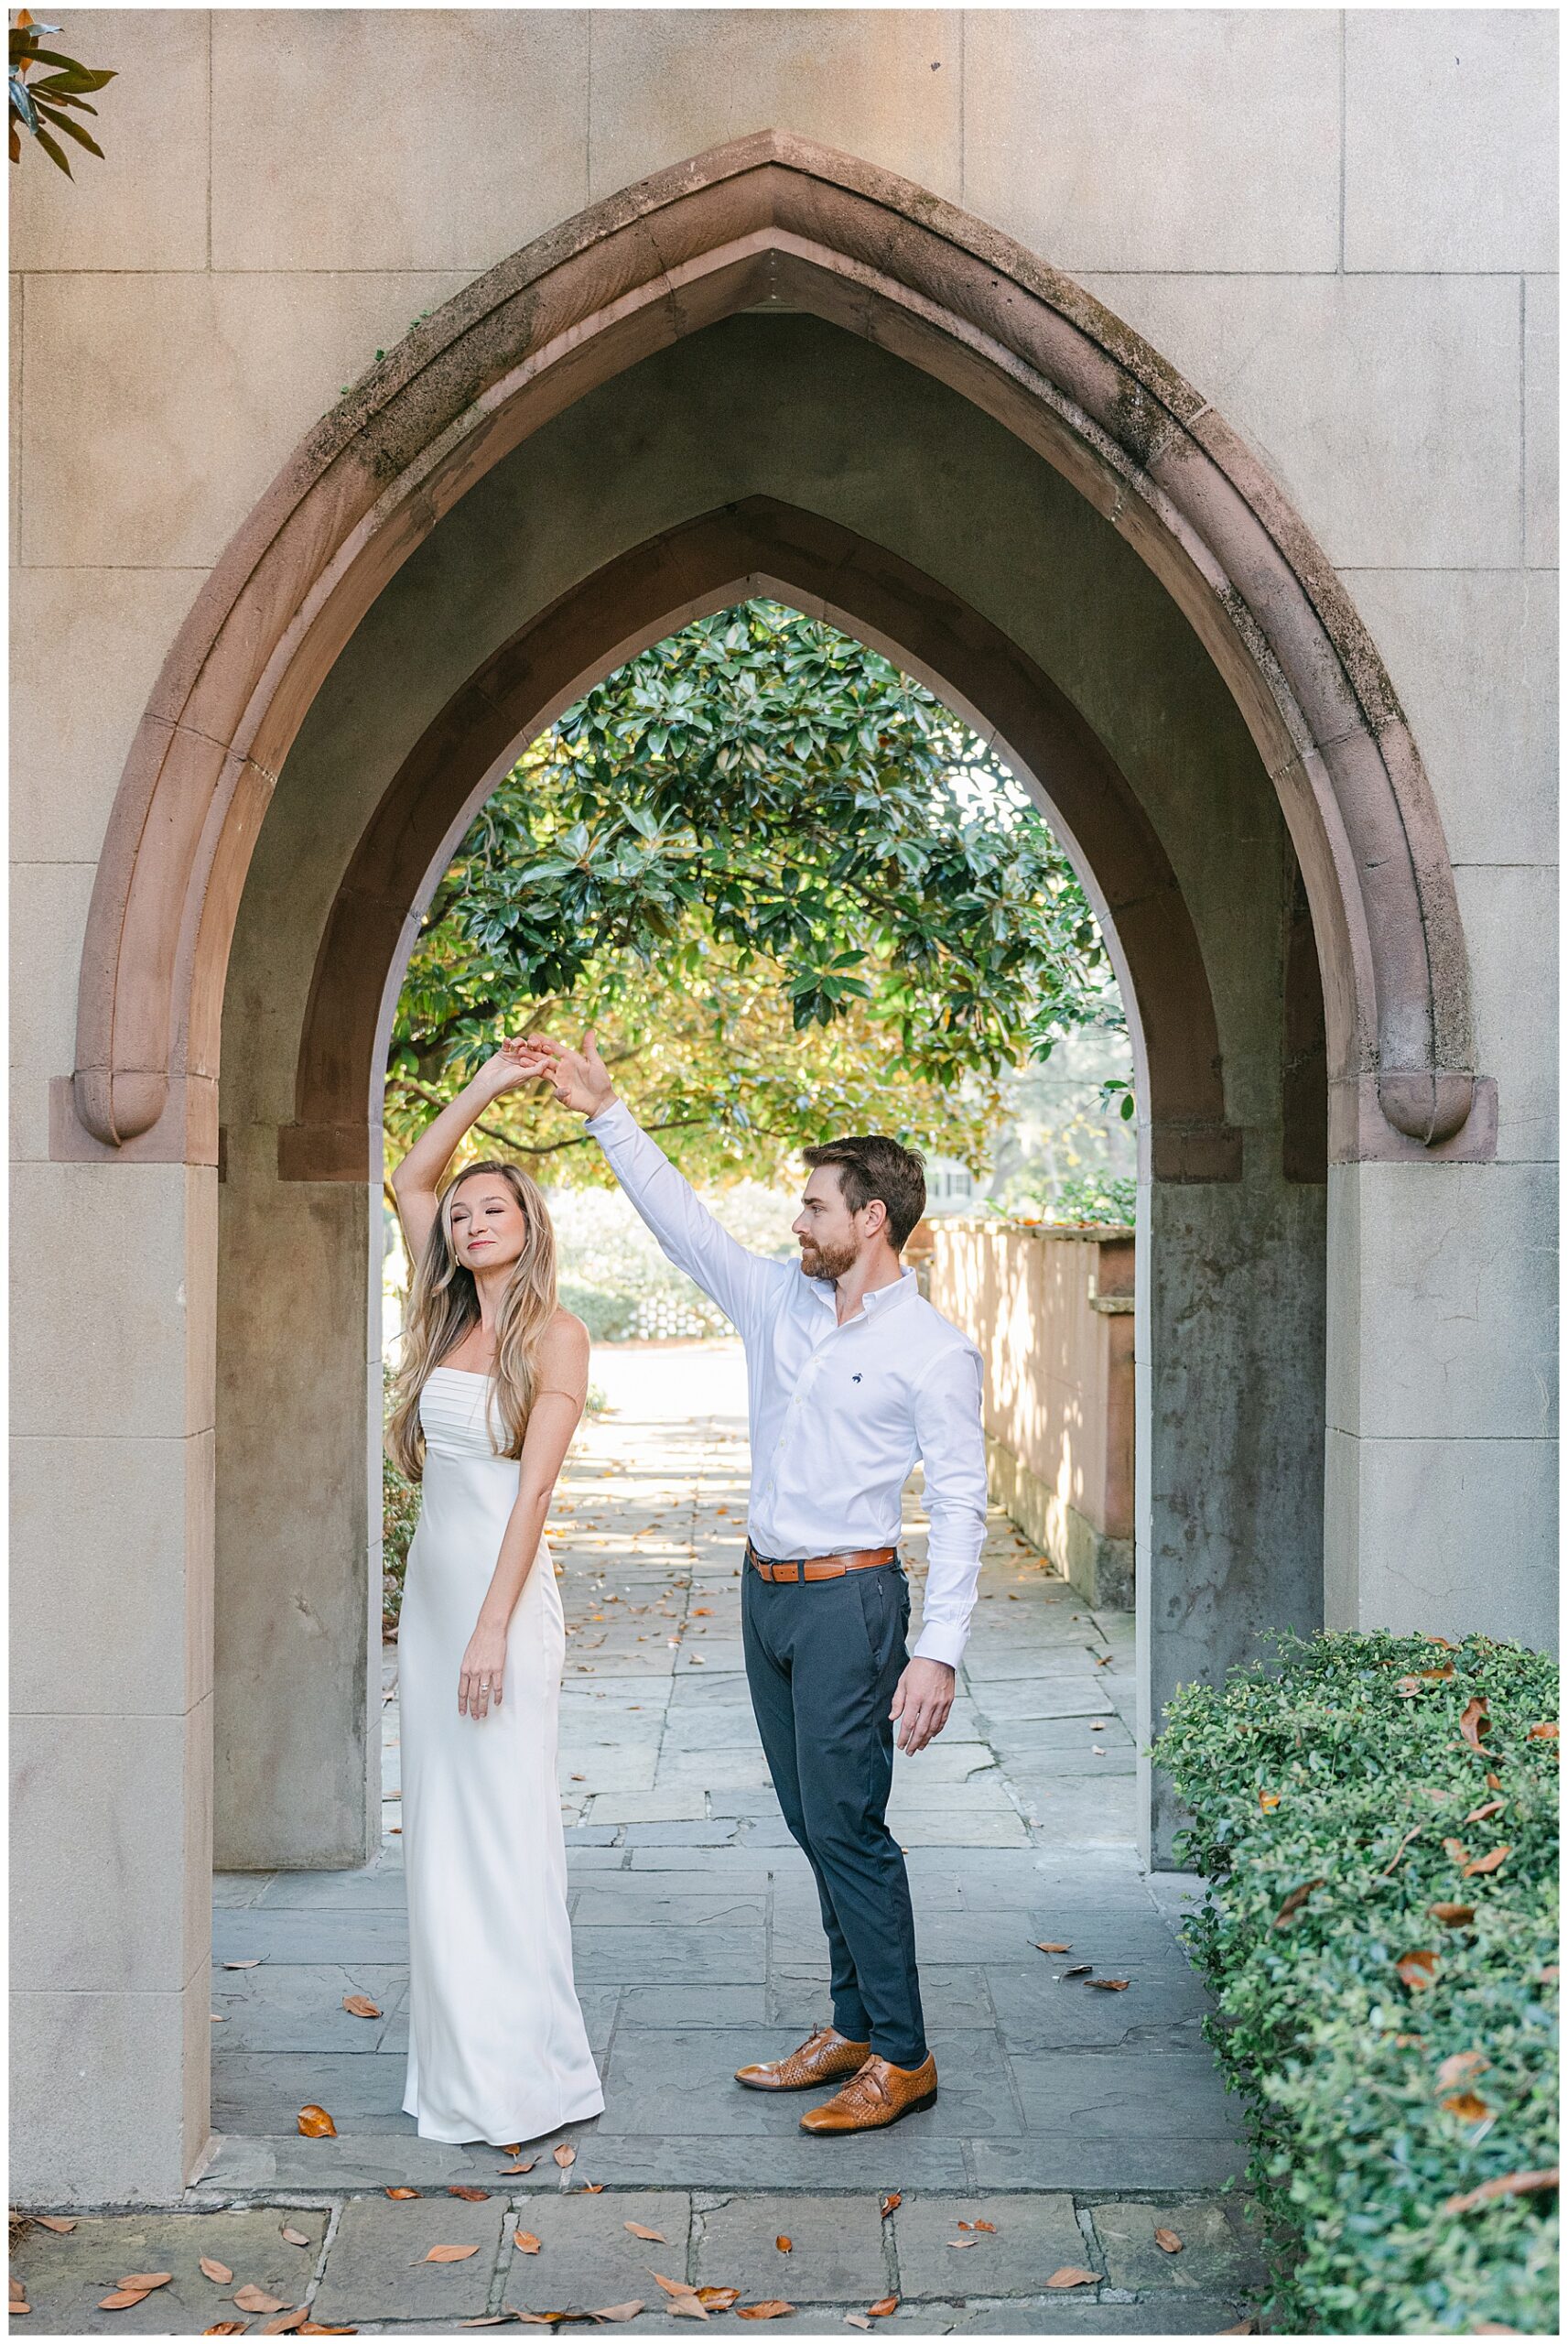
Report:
397,1366,605,2144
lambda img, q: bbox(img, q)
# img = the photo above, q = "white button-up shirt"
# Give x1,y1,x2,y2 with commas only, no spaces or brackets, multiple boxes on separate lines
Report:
584,1099,989,1668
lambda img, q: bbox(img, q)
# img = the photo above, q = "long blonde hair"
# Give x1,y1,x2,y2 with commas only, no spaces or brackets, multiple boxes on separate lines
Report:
386,1160,559,1481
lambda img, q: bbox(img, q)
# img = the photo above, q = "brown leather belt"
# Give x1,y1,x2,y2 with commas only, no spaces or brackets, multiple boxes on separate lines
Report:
746,1538,898,1583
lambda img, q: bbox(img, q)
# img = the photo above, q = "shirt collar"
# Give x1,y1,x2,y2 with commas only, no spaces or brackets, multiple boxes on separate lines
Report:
861,1267,918,1316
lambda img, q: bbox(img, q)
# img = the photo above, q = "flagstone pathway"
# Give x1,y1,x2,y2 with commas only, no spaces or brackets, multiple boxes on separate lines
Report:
13,1343,1260,2334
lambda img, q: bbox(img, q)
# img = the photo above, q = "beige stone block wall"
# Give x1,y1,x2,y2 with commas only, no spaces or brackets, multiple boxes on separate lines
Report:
927,1222,1135,1605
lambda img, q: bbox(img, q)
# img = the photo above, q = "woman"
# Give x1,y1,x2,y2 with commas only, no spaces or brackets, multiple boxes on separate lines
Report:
386,1038,604,2146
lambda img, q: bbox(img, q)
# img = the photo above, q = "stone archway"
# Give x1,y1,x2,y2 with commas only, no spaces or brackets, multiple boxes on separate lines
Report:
53,132,1492,1883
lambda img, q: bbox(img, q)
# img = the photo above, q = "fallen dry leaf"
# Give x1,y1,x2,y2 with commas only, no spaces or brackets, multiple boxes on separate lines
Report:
1272,1879,1326,1927
1430,1903,1476,1927
775,2236,792,2253
1437,2051,1487,2089
1380,1827,1423,1875
696,2288,741,2309
341,1994,381,2019
10,2281,26,2301
1459,1698,1491,1751
592,2306,644,2323
1395,1676,1422,1698
845,2318,871,2331
450,2187,492,2203
423,2243,481,2264
514,2231,542,2255
500,2161,537,2176
32,2216,75,2234
553,2144,577,2168
235,2284,289,2311
261,2311,308,2336
1061,1962,1092,1979
1443,2090,1495,2122
1044,2267,1098,2289
282,2225,311,2247
1444,1837,1470,1863
652,2273,706,2314
879,2194,901,2219
223,1959,262,1970
9,2303,27,2318
1153,2228,1183,2253
99,2293,151,2312
624,2222,665,2242
736,2304,795,2321
297,2103,337,2137
1528,1721,1559,1741
118,2273,174,2291
1258,1790,1281,1811
204,2327,250,2336
868,2299,898,2317
298,2328,358,2337
1465,1800,1506,1824
970,2220,997,2234
1087,1978,1130,1992
1396,1949,1441,1991
580,2184,605,2195
1464,1845,1512,1877
1485,1770,1503,1789
1035,1941,1071,1954
946,2238,979,2250
385,2186,420,2198
1219,2322,1260,2336
1443,2167,1560,2217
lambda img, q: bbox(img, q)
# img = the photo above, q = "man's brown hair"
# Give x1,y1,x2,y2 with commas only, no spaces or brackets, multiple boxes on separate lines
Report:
803,1134,927,1252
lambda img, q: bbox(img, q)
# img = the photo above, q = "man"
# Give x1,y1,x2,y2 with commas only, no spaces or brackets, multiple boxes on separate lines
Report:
520,1030,989,2134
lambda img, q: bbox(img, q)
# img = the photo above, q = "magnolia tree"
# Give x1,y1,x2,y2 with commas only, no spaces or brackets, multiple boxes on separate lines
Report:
387,601,1124,1188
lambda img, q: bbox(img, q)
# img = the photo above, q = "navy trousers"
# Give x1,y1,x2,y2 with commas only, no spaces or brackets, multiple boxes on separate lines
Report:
741,1554,928,2069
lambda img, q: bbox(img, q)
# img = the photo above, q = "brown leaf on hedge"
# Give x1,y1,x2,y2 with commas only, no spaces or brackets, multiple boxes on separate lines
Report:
1459,1698,1490,1750
1044,2267,1098,2290
1394,1677,1422,1698
1442,2090,1495,2122
1528,1721,1558,1740
1443,1837,1469,1863
1430,1903,1476,1926
1380,1827,1422,1875
1463,1845,1511,1877
385,2187,419,2198
297,2103,337,2137
1271,1878,1325,1927
1485,1771,1503,1789
422,2244,481,2264
1436,2050,1487,2089
1464,1800,1505,1824
1258,1790,1281,1811
1396,1949,1440,1991
736,2304,795,2320
1443,2167,1560,2217
879,2194,901,2219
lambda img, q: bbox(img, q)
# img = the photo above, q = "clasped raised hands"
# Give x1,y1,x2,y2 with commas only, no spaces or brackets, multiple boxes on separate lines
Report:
506,1028,617,1119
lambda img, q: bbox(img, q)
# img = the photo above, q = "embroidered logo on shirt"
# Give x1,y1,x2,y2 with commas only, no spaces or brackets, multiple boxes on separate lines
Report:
852,1373,862,1384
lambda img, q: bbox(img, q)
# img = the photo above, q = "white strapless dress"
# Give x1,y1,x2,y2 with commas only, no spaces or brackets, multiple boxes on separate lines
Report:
398,1367,605,2144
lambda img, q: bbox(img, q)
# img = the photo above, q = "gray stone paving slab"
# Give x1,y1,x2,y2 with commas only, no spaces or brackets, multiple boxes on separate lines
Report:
214,1907,409,1961
1088,2198,1265,2294
543,2132,973,2189
503,2188,693,2313
935,2299,1252,2334
312,2189,505,2322
571,1887,768,1927
693,2191,892,2300
620,1982,770,2028
968,2137,1244,2191
11,2207,329,2335
890,2193,1086,2298
771,1964,991,2031
573,1926,764,1983
210,1960,409,2052
1008,2050,1239,2141
212,2050,414,2132
253,1863,412,1907
985,1963,1214,2053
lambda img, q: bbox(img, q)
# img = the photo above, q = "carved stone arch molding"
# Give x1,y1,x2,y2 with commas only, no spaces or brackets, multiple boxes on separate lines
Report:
59,130,1491,1168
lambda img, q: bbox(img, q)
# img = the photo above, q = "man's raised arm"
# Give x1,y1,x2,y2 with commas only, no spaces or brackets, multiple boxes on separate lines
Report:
520,1031,787,1339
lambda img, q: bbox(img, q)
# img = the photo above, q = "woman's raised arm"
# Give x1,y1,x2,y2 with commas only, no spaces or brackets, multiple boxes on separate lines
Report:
389,1039,538,1260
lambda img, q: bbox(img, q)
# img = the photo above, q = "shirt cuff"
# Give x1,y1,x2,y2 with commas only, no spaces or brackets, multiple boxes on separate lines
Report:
910,1623,966,1670
584,1096,631,1137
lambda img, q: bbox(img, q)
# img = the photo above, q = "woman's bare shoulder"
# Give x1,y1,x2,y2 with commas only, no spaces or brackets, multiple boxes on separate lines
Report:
540,1308,590,1365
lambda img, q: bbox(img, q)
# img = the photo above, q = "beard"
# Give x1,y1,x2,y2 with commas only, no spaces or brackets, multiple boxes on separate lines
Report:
800,1238,858,1283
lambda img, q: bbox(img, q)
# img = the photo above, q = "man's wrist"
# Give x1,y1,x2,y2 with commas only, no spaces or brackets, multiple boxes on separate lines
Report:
583,1089,621,1124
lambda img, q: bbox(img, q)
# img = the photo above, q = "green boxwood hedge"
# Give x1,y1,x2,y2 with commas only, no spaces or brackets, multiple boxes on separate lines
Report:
1157,1630,1558,2334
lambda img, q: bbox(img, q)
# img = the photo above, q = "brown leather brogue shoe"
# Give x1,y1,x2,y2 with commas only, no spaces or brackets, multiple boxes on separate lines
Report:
734,2024,871,2092
799,2050,938,2132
